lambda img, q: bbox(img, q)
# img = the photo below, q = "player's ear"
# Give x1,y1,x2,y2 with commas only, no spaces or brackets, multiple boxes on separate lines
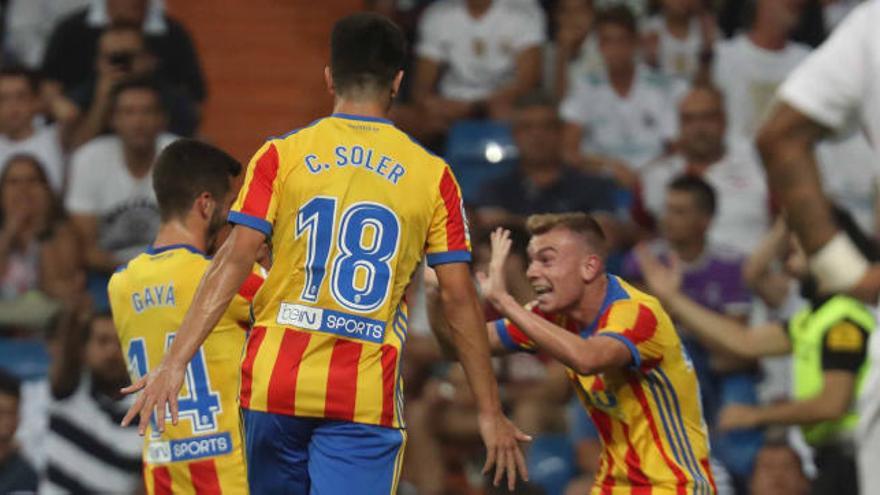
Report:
581,254,603,283
324,66,335,96
197,192,214,220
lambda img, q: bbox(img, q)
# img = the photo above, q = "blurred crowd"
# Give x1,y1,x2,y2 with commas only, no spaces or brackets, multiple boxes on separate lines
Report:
0,0,874,494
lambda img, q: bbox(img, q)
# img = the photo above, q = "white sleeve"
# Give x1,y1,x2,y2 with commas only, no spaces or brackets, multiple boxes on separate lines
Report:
64,147,98,215
559,78,589,125
415,4,448,62
778,2,871,131
510,5,546,52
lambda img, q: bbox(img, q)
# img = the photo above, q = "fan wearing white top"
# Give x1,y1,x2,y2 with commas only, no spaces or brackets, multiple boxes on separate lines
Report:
561,6,683,190
757,1,880,491
403,0,545,139
642,0,716,81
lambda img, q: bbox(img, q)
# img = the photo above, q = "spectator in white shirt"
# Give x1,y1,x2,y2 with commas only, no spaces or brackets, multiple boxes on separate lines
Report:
641,0,716,81
561,6,682,190
66,78,175,279
402,0,545,141
712,0,811,141
0,68,70,193
548,0,602,100
635,85,770,254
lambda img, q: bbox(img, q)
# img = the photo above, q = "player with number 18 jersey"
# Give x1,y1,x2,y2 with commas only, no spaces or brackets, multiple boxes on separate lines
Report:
230,113,470,429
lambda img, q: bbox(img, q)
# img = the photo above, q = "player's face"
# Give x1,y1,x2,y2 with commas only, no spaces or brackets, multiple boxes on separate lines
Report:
512,105,562,168
749,445,809,495
84,317,129,387
598,24,637,75
207,177,243,253
0,393,18,445
0,77,38,138
111,89,165,153
661,190,709,244
526,228,592,313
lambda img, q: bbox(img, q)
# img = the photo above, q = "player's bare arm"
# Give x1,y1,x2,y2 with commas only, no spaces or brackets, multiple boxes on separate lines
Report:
758,103,880,300
479,228,631,375
423,265,509,356
635,243,792,360
433,261,532,490
719,371,856,431
120,225,264,434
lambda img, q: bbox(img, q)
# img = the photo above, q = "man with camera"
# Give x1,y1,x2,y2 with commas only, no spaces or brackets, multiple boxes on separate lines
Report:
64,24,198,149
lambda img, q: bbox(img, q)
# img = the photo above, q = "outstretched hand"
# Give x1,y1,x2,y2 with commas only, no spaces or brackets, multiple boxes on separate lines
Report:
119,361,186,436
634,243,683,301
478,410,533,491
476,228,513,307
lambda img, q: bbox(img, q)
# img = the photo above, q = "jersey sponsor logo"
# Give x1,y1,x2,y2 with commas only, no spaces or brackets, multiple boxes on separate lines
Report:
277,303,386,344
145,432,233,464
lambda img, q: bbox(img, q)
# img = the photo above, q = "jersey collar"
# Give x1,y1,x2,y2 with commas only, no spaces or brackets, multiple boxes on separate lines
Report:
331,113,393,125
581,275,628,337
146,243,208,257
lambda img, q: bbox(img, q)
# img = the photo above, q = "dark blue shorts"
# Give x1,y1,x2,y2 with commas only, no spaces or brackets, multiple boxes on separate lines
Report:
242,409,406,495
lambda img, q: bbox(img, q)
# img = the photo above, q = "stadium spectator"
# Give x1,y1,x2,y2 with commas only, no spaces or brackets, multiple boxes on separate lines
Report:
41,310,141,494
403,0,545,142
0,155,81,330
475,92,618,229
712,0,811,140
64,24,199,148
561,6,682,190
0,68,69,192
749,434,811,495
548,0,601,100
3,0,91,68
716,0,826,48
65,78,175,309
41,0,206,102
0,370,38,494
626,175,759,488
637,208,877,495
635,85,770,254
641,0,716,81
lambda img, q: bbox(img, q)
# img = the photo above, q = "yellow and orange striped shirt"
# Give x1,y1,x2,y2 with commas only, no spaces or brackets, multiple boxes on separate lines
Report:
109,245,265,495
228,114,471,428
495,275,716,495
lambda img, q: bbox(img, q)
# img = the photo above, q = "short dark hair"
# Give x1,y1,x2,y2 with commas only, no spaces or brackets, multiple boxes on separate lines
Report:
110,76,165,115
330,13,406,96
595,5,638,36
153,139,242,221
0,66,40,94
668,175,717,216
0,368,21,400
526,212,608,258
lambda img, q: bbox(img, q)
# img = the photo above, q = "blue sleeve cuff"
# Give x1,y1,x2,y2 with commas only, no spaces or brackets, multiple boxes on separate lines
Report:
494,319,521,352
426,250,471,267
601,333,642,370
228,211,272,237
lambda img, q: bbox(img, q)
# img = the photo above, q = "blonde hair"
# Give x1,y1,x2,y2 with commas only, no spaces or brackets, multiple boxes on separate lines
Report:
526,212,608,258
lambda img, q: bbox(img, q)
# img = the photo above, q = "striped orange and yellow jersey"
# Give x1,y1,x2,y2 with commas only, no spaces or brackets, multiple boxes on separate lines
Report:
494,275,716,495
228,113,470,428
108,244,265,495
